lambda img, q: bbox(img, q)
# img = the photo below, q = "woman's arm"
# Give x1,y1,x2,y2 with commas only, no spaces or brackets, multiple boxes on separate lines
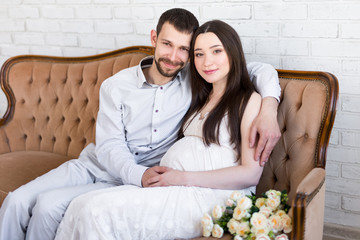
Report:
146,92,264,190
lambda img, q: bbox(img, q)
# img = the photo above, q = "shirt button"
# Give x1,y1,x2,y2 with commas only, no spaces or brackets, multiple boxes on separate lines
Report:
154,129,157,132
160,86,163,90
155,109,159,113
135,152,139,155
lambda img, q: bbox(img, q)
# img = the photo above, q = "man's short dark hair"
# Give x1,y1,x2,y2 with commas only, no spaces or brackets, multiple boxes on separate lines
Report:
156,8,199,35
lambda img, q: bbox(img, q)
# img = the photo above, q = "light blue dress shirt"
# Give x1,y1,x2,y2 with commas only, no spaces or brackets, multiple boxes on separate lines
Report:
95,56,281,187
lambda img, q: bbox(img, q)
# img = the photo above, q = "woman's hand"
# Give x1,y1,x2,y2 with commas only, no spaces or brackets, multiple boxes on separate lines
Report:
146,169,189,187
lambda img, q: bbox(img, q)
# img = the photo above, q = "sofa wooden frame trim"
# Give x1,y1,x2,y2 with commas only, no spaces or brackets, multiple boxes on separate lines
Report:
0,45,155,127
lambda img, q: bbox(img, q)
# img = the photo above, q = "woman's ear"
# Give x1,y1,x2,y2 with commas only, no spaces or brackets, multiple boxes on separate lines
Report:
150,29,157,47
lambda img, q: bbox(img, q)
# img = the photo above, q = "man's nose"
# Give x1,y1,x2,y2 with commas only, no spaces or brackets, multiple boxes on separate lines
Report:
168,49,178,61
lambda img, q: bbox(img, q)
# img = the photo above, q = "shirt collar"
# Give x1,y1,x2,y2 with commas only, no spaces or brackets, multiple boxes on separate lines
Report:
136,56,185,89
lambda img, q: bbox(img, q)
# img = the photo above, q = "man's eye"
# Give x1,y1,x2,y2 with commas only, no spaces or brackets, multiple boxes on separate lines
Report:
181,48,189,52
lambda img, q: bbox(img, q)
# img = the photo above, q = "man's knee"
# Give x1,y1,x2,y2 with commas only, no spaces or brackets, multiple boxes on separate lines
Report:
2,190,32,212
32,192,66,221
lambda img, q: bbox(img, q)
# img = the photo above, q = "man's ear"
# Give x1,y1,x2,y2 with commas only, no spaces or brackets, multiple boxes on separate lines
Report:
150,29,157,47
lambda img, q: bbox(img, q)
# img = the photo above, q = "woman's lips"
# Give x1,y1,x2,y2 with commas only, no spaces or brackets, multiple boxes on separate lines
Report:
203,69,218,75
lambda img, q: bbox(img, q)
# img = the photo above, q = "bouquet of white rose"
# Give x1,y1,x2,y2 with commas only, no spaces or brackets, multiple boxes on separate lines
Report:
201,189,292,240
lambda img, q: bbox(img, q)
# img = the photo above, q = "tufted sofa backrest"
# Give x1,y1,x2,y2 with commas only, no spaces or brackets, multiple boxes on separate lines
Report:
0,46,154,158
256,70,338,203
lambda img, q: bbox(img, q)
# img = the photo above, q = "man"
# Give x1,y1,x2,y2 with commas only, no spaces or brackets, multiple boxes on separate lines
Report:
0,8,280,240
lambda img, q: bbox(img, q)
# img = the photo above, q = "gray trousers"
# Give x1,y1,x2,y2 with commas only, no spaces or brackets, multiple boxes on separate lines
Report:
0,144,119,240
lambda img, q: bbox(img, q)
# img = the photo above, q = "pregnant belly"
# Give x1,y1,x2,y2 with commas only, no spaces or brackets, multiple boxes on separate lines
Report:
160,136,237,171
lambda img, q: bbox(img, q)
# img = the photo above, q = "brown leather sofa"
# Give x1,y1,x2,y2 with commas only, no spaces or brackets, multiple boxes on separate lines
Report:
0,46,338,239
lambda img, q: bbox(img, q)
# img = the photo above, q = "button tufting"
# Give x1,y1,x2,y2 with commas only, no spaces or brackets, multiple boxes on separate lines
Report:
24,134,27,139
39,135,42,141
52,136,56,142
67,136,71,142
38,98,41,104
46,116,50,122
304,133,309,139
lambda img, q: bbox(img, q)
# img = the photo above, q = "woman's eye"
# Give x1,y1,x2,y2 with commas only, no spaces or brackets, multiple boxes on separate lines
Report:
195,53,203,57
214,49,222,54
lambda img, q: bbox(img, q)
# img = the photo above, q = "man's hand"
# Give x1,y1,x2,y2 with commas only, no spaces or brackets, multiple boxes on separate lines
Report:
141,166,170,187
249,97,281,166
146,169,188,187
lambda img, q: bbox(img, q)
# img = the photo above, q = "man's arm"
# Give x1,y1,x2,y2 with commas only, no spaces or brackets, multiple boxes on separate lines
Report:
246,62,281,166
95,80,168,187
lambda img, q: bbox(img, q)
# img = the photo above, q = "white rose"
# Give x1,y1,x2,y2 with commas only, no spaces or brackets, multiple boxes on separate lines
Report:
212,205,224,220
230,191,244,201
236,221,250,237
266,197,281,210
255,198,266,209
237,196,253,210
255,233,271,240
281,214,292,233
250,212,268,230
252,226,270,237
269,214,283,233
227,218,240,235
275,210,286,218
259,206,273,218
202,228,211,237
212,224,224,238
226,198,236,207
266,190,281,199
234,235,244,240
233,206,247,220
275,233,289,240
201,213,213,233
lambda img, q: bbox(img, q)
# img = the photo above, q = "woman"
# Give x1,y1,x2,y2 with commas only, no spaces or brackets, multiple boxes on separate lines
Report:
55,20,263,240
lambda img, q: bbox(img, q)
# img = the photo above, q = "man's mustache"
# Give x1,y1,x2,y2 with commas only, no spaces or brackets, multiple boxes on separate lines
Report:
158,58,184,68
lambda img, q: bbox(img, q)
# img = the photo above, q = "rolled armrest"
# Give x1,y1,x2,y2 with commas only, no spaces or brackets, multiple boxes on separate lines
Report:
291,168,326,240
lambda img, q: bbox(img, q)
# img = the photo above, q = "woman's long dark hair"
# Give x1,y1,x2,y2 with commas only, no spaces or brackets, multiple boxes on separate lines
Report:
179,20,256,163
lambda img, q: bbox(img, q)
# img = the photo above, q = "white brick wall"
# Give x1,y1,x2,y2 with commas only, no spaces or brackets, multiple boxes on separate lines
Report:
1,0,360,230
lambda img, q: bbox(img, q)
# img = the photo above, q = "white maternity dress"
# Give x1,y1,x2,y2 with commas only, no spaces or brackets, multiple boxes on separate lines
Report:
55,113,255,240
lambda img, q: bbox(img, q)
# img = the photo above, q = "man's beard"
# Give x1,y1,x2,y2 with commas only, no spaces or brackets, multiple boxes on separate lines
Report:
154,57,185,78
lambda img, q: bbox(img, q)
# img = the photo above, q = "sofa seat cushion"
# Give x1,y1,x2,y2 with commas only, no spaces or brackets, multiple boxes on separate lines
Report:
0,151,72,205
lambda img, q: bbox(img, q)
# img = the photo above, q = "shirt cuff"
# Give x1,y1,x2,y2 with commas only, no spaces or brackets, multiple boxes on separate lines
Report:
259,90,281,102
129,164,149,187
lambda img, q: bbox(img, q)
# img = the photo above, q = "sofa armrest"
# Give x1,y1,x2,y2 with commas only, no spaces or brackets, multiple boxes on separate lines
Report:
291,168,325,240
